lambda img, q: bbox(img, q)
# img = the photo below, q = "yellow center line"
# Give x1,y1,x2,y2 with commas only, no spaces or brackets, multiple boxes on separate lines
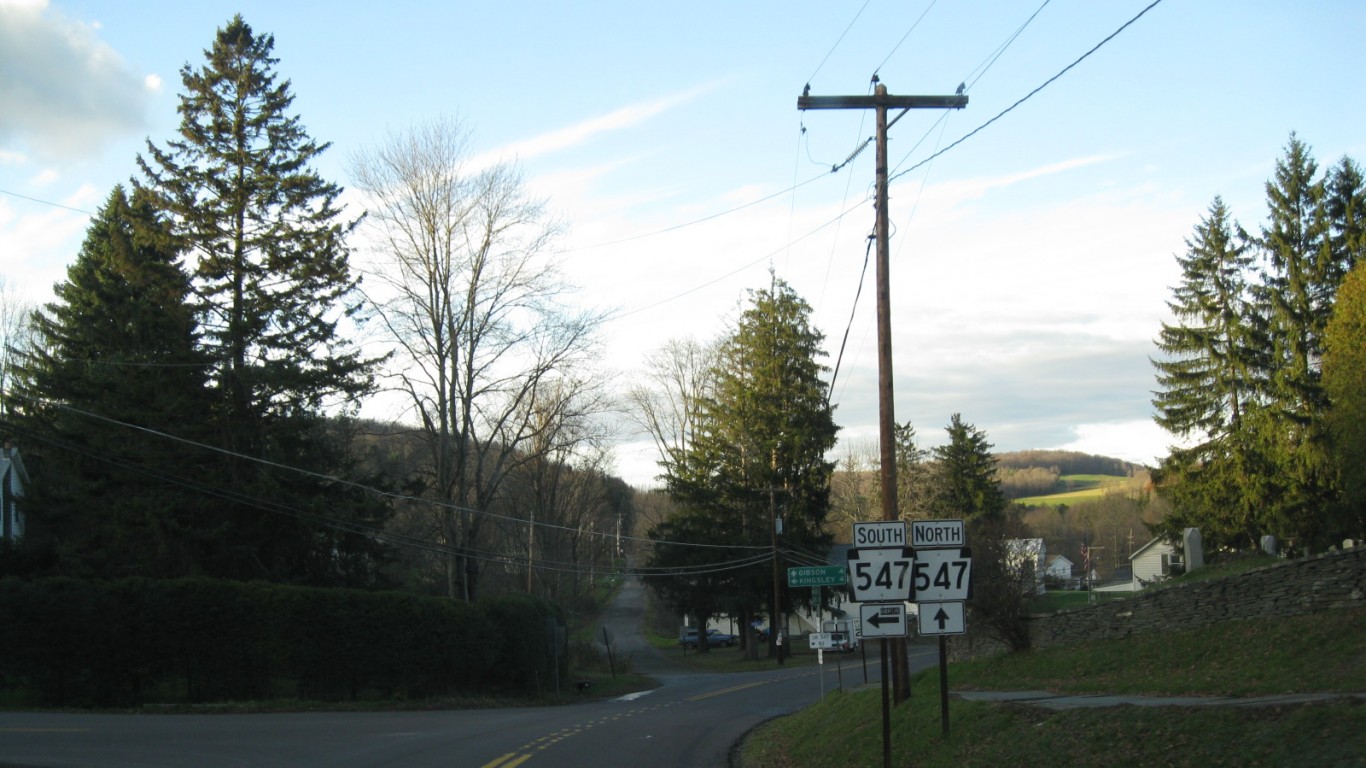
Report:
686,680,767,702
480,753,532,768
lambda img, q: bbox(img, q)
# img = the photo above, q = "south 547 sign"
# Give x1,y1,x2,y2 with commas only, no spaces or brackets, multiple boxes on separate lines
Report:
847,547,913,603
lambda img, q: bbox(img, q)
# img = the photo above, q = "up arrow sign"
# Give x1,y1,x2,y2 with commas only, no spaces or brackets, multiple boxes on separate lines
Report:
916,601,966,636
932,606,951,630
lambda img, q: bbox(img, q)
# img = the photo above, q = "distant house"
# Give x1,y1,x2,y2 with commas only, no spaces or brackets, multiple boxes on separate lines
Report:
1129,536,1183,590
1042,554,1074,585
1,444,27,543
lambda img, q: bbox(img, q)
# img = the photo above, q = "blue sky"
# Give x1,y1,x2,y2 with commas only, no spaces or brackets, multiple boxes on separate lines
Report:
3,0,1364,486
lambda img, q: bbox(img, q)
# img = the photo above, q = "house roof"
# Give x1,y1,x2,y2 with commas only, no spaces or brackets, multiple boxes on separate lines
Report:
1129,536,1175,561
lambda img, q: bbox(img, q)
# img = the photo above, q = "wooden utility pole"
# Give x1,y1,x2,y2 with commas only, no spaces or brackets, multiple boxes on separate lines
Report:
798,83,967,708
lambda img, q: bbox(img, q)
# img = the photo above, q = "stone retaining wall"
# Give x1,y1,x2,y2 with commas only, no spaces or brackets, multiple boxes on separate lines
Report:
1026,546,1366,650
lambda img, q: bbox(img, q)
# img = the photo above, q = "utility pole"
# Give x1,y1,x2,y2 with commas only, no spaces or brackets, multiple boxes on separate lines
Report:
798,82,967,711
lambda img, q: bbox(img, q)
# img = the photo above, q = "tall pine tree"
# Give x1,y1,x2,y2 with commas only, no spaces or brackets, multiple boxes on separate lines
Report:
1151,197,1272,546
655,274,838,656
5,186,214,577
1253,135,1356,548
136,16,387,584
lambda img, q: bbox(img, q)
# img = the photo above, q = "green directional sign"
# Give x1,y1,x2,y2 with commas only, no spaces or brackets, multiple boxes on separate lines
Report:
787,565,847,588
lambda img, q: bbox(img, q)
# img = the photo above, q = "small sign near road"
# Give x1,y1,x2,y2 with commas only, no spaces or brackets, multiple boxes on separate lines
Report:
808,631,835,649
917,601,966,635
859,603,909,638
787,565,848,588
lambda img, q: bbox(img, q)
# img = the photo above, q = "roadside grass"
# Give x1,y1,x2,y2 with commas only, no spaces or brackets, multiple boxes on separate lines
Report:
951,607,1366,696
740,678,1366,768
739,607,1366,768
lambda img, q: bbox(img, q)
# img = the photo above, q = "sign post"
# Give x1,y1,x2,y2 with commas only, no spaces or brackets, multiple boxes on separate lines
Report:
912,520,971,737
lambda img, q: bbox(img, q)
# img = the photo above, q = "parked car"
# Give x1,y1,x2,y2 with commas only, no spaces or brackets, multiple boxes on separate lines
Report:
678,627,738,649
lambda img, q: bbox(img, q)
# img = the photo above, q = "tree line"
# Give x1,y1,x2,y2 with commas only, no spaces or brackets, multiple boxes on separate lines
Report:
0,16,625,602
1151,135,1364,552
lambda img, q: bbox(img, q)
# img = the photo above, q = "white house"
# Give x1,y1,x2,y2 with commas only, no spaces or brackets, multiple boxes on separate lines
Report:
1,444,26,543
1042,554,1074,585
1129,536,1183,590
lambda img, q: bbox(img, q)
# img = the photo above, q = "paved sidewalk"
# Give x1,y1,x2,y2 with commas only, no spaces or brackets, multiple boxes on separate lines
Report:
952,690,1366,711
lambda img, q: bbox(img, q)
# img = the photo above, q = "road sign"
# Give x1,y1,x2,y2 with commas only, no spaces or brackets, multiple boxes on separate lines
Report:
911,519,965,549
852,520,908,549
859,603,909,638
808,631,835,649
847,547,914,603
787,565,847,588
912,547,972,602
917,601,966,635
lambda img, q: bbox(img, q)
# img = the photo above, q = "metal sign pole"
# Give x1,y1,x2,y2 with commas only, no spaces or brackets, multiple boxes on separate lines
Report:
939,635,950,736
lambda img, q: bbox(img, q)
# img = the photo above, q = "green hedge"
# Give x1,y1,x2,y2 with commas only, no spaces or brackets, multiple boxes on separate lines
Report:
0,577,562,707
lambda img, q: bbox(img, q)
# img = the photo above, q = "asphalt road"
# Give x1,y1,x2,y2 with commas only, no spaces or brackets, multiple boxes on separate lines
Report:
0,580,938,768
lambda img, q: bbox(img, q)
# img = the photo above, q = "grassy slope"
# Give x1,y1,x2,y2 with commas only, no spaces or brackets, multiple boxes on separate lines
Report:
739,607,1366,767
1014,474,1131,506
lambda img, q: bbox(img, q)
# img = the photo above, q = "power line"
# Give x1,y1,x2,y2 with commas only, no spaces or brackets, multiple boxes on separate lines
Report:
805,0,874,87
888,0,1165,184
13,395,769,553
871,0,940,80
0,187,94,216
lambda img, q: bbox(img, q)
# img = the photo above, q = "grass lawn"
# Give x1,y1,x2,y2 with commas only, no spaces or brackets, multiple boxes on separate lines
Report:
1027,589,1127,613
738,607,1366,767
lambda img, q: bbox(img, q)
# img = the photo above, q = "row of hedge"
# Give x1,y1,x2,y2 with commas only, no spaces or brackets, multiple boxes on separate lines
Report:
0,577,565,707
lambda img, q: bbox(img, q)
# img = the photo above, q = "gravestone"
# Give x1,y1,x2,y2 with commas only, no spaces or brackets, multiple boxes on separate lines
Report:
1183,527,1204,572
1261,534,1277,556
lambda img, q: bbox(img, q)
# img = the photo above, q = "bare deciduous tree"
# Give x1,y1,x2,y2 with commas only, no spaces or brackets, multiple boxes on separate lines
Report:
0,276,36,417
350,117,605,600
625,336,717,482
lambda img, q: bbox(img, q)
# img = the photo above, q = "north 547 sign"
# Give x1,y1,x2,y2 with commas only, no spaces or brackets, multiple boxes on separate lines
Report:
913,547,972,602
847,547,913,603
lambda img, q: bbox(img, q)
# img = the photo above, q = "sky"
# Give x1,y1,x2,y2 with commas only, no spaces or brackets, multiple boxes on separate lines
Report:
2,0,1364,488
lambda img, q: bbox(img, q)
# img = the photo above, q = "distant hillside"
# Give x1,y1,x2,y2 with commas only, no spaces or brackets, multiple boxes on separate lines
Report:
993,451,1144,501
994,450,1141,476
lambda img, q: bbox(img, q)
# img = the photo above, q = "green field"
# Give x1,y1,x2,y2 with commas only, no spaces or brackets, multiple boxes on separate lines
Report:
1015,474,1133,507
739,607,1366,767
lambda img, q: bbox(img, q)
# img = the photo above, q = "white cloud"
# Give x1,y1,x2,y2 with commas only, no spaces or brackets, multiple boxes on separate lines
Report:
0,0,150,161
470,82,721,169
28,168,59,187
1056,420,1171,467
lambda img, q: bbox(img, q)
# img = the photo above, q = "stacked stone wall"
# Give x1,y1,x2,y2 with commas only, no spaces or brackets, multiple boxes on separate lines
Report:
1026,546,1366,650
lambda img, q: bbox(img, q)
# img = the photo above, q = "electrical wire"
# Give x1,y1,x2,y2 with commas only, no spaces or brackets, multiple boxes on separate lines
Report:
10,394,770,554
825,231,875,404
871,0,940,80
888,0,1165,185
804,0,874,88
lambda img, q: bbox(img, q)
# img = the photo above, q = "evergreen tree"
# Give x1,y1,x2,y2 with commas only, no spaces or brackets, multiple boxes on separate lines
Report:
1150,198,1271,547
4,186,214,577
928,414,1004,521
136,16,387,584
658,274,838,655
1253,135,1353,548
1323,261,1366,537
